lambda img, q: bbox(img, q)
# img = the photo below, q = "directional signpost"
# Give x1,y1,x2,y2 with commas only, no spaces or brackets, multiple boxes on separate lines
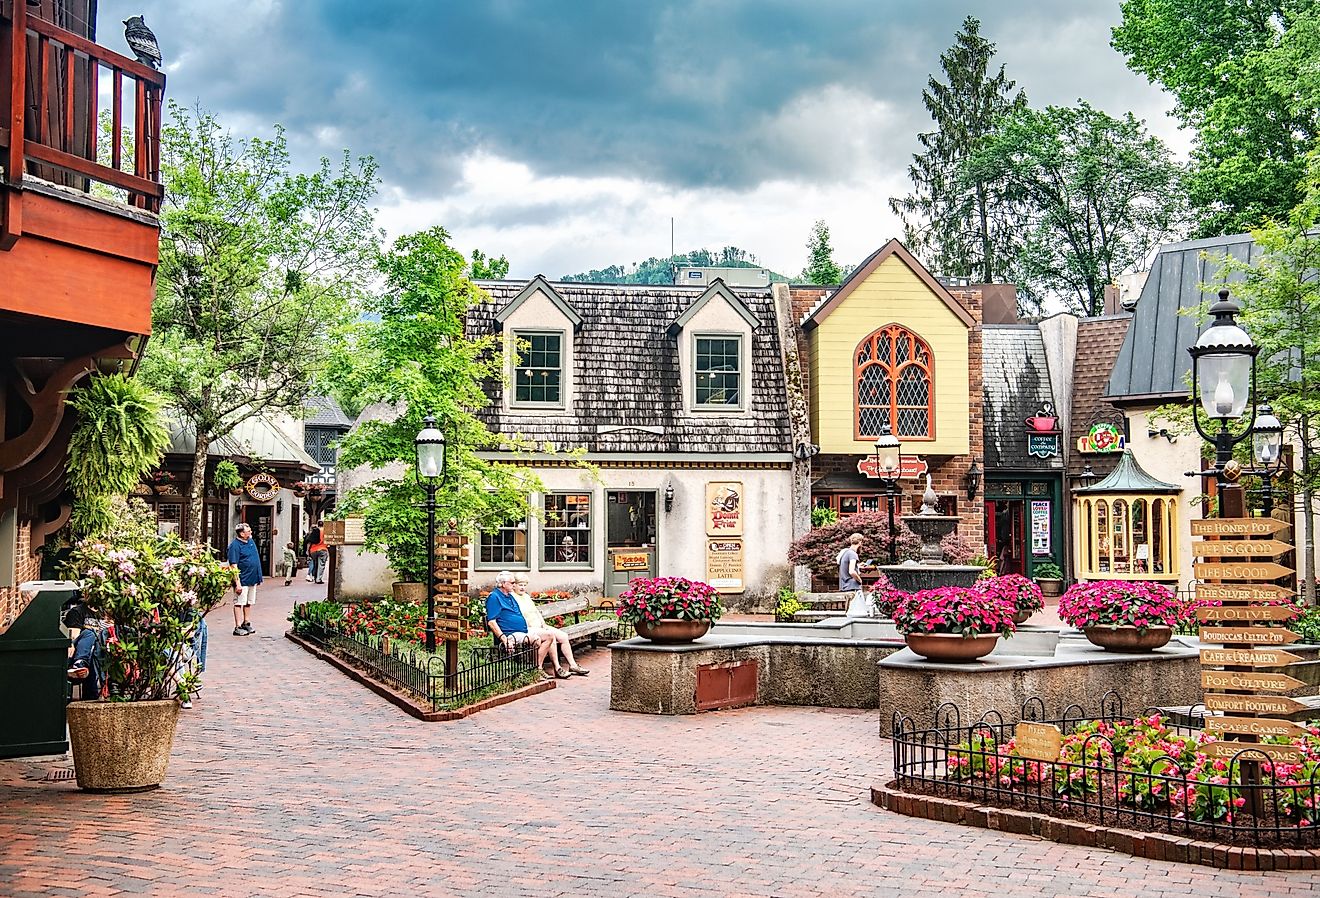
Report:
433,533,470,689
1193,517,1301,777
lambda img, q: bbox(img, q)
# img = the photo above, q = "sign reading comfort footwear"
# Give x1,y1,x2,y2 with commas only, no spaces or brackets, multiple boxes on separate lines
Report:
705,539,744,593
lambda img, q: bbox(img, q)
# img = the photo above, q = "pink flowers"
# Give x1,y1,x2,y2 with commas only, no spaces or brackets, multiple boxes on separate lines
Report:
976,574,1044,616
892,585,1018,638
1057,580,1179,630
614,577,724,626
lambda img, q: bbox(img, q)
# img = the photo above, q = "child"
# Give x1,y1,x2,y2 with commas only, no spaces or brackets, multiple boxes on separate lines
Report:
281,540,298,586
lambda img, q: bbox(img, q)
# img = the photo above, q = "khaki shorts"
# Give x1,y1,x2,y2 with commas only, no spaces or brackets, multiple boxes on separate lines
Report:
234,585,258,607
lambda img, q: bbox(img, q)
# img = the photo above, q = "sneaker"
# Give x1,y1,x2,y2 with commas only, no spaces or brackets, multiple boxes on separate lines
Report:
315,579,324,584
180,700,192,709
284,579,291,586
233,626,245,636
305,575,314,582
241,621,255,633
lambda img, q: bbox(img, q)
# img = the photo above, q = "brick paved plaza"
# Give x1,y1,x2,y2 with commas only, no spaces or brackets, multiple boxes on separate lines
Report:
2,582,1317,898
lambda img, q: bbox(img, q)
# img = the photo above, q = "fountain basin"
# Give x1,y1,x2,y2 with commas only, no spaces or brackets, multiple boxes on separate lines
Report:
880,562,985,592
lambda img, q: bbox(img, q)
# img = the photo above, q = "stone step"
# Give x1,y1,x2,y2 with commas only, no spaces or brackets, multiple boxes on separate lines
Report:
793,609,849,624
801,592,850,611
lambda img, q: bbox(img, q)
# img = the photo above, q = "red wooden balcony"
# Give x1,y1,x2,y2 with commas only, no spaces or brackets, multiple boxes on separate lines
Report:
0,0,165,334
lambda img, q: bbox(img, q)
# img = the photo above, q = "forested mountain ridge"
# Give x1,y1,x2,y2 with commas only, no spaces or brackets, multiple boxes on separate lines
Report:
561,246,790,284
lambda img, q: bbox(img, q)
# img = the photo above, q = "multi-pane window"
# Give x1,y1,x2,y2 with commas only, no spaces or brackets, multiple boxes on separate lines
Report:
543,493,591,565
855,325,933,438
695,336,741,407
478,516,528,567
514,332,563,405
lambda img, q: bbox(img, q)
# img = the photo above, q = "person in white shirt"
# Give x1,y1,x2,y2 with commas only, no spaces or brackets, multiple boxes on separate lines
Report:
511,574,589,679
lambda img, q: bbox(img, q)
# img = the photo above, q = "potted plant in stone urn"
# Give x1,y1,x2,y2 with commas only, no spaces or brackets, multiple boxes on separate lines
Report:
1032,561,1065,598
892,585,1017,662
63,530,233,792
977,574,1044,625
1057,580,1178,652
615,576,724,644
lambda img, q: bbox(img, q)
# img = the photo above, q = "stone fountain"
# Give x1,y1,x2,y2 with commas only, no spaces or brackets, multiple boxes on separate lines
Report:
879,475,985,593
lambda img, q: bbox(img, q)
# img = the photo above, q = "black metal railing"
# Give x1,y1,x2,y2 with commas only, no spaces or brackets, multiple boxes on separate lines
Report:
298,618,542,711
890,693,1320,848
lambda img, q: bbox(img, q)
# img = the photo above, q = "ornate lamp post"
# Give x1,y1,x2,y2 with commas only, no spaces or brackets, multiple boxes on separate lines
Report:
1188,289,1259,517
874,422,902,564
1251,404,1285,516
415,414,447,653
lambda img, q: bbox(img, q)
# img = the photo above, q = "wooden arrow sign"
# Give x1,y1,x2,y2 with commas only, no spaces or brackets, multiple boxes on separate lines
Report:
1201,648,1303,667
1205,716,1309,739
1201,741,1304,764
1196,583,1296,603
1191,518,1291,537
1192,539,1291,558
1194,562,1293,581
1197,605,1297,623
1199,626,1301,645
1203,693,1310,715
1201,670,1305,692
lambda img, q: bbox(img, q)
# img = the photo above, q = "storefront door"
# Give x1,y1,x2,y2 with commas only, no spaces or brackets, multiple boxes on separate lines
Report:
986,499,1025,575
605,490,657,597
242,505,274,577
984,477,1064,578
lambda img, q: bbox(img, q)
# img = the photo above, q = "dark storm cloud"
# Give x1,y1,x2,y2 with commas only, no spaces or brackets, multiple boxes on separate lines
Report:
100,1,1167,197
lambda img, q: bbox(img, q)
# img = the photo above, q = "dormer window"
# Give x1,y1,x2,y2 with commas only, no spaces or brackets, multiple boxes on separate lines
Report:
695,336,742,408
513,331,563,406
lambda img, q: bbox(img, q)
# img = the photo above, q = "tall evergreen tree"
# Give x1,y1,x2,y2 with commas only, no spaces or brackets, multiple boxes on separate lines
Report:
889,16,1027,291
802,220,842,284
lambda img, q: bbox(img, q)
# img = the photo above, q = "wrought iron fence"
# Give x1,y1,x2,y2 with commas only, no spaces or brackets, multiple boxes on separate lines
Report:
298,618,542,711
890,693,1320,848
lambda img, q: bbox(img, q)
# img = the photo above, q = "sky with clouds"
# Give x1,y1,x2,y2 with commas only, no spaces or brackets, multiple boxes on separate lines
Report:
98,1,1186,280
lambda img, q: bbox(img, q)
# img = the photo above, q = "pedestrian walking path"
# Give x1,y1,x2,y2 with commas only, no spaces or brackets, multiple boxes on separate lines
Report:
1,580,1315,897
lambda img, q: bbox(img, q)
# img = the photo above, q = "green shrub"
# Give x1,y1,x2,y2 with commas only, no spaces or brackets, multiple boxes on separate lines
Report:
775,587,804,622
810,506,838,528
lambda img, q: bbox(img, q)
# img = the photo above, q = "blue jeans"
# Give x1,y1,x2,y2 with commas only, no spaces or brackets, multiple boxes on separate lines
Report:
309,550,328,582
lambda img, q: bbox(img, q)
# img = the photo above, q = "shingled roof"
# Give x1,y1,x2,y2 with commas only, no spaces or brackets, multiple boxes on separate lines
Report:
981,324,1062,471
1106,234,1258,402
467,281,792,454
1070,315,1132,479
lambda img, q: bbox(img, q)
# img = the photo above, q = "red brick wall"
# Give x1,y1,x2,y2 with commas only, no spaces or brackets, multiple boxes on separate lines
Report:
0,519,42,635
788,287,828,406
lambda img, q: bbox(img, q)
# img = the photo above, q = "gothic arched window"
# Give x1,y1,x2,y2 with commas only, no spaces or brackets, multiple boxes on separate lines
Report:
855,324,933,439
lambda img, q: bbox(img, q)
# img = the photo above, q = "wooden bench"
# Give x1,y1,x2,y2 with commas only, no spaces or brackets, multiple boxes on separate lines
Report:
483,596,624,661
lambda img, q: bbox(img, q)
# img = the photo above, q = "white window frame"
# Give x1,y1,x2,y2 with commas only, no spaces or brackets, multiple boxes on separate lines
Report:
511,329,566,409
692,332,745,411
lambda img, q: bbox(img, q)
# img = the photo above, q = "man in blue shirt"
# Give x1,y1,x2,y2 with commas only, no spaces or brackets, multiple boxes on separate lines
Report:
485,571,528,650
227,523,263,636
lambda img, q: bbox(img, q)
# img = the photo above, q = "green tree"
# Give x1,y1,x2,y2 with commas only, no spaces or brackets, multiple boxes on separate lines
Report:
888,16,1027,291
1113,0,1320,236
1216,150,1320,601
965,102,1185,317
468,249,510,280
334,227,544,582
561,247,788,284
801,220,842,284
141,104,381,539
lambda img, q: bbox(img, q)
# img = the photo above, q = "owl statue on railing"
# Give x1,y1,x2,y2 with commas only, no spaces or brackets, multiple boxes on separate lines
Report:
123,15,162,69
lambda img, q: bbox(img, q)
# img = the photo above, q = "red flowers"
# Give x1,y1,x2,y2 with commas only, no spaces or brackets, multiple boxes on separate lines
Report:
1057,581,1178,630
892,585,1017,638
976,574,1044,616
614,577,723,626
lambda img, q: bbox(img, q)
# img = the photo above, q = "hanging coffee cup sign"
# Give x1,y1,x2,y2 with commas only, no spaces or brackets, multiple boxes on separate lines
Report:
243,472,280,502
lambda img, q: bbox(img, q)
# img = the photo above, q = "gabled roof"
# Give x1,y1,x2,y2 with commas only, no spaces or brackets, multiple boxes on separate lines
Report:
166,413,320,472
1074,449,1180,494
304,395,354,429
667,278,760,336
981,325,1062,470
494,274,583,332
799,239,975,331
1069,315,1132,479
467,280,791,454
1105,233,1258,402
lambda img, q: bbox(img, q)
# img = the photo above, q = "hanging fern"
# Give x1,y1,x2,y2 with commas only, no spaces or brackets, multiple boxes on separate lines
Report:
66,373,170,500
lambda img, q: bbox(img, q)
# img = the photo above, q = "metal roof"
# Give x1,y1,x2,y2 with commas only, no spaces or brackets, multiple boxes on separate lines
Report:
166,413,320,471
1105,233,1259,401
1073,449,1180,494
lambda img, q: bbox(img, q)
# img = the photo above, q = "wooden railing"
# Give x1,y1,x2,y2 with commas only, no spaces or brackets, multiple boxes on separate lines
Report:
1,0,165,214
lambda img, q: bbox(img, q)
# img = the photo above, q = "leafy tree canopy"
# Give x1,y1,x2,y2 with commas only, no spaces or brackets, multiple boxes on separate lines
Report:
562,246,789,284
468,248,510,280
801,220,842,284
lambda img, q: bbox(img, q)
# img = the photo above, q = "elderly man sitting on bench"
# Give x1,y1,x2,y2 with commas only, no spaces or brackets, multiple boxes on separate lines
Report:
486,571,557,675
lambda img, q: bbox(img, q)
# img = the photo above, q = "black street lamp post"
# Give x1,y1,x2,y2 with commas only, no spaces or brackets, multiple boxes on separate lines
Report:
1188,289,1260,518
415,414,447,653
874,422,902,564
1251,404,1285,516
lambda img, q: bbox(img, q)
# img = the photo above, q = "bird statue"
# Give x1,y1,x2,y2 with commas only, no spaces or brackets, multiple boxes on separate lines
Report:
122,15,162,69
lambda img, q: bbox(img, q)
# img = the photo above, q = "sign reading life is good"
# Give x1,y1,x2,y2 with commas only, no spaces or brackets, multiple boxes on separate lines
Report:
1013,722,1063,762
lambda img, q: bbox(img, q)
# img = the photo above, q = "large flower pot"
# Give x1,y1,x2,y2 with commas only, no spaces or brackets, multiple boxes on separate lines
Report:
1083,625,1172,652
635,618,711,644
392,581,426,603
1012,610,1033,625
66,699,181,793
904,632,1000,663
1037,578,1063,598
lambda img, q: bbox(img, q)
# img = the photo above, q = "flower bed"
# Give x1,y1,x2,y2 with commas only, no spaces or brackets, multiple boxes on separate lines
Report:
893,707,1320,847
614,577,723,626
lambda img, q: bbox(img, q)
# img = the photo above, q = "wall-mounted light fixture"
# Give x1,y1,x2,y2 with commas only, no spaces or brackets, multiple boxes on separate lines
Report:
1146,426,1177,444
664,482,675,513
965,459,982,501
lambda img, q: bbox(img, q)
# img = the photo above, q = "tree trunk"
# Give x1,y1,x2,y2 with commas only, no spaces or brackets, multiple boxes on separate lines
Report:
187,428,210,544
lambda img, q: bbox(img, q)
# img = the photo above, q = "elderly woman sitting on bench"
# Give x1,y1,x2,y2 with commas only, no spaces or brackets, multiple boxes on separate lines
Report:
484,571,571,680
